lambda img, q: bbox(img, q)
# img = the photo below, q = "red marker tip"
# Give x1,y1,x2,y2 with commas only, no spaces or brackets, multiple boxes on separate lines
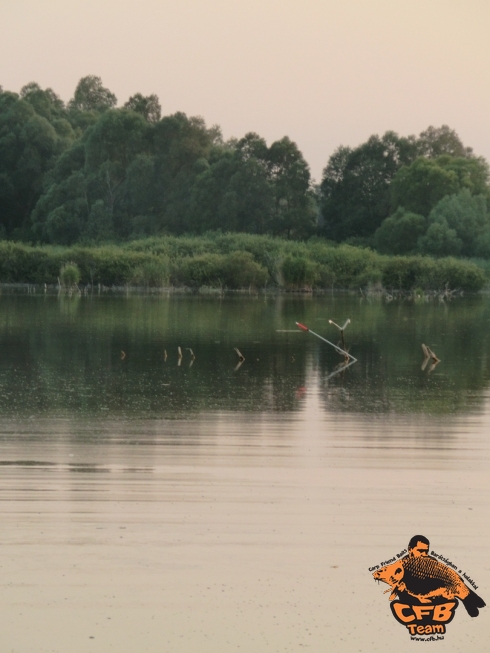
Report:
296,322,309,331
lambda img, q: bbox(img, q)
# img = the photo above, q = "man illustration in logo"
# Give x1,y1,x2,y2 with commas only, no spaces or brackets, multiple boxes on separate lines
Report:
407,535,429,558
372,535,485,637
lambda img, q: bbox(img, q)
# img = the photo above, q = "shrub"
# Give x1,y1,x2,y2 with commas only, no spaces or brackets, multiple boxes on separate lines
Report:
381,256,429,290
418,219,463,257
281,255,319,288
60,262,80,287
309,244,381,289
73,247,148,285
130,257,169,287
0,242,60,283
426,257,486,292
171,254,226,288
222,251,268,288
422,190,488,256
374,208,426,255
381,255,486,292
0,234,487,292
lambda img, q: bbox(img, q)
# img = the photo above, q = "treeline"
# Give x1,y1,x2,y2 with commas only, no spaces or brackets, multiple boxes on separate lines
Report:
0,233,486,292
321,129,490,258
0,76,315,244
2,76,490,259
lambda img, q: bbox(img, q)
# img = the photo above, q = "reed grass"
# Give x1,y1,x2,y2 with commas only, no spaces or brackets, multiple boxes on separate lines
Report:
0,235,486,292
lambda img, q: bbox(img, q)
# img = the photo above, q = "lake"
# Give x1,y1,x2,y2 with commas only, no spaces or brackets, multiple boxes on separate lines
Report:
1,290,489,652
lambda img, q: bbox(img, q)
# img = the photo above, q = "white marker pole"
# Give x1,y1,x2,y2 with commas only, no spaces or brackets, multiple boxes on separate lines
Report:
295,322,357,362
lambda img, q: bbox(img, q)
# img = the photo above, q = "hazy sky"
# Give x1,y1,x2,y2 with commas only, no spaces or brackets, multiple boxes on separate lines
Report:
2,0,490,180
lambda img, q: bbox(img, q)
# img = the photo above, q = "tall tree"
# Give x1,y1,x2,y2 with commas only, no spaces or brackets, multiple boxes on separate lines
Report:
124,93,161,123
31,162,89,245
374,208,426,255
83,108,150,235
187,133,315,238
420,190,489,256
0,90,72,238
320,131,417,241
20,83,66,121
236,132,269,162
69,76,117,113
417,125,473,159
188,149,273,234
267,136,316,239
391,155,489,217
32,108,150,243
319,126,484,242
151,113,216,233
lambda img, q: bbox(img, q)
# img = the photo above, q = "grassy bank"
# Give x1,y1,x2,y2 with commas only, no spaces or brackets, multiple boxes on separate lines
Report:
0,233,487,292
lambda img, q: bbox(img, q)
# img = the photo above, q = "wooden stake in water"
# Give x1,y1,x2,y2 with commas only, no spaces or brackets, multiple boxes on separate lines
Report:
329,318,350,350
234,348,245,362
421,343,440,372
233,348,245,371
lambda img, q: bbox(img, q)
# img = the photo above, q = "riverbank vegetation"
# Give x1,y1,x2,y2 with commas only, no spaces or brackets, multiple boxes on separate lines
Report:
1,76,490,290
0,234,486,292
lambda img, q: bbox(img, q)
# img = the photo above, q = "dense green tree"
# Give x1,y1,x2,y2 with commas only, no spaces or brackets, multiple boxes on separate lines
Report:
186,133,315,238
6,76,490,258
186,151,237,232
236,132,269,162
32,169,89,244
319,126,486,243
31,109,217,241
32,109,150,242
267,136,316,239
83,109,150,232
43,202,86,245
124,93,161,123
125,155,158,219
227,156,274,233
416,125,473,159
20,83,67,122
418,190,489,256
0,90,73,237
391,158,459,217
153,113,214,175
417,219,463,257
41,108,227,240
474,229,490,258
374,208,426,255
86,199,114,241
188,149,273,234
69,76,117,113
150,113,216,233
391,155,489,217
320,131,418,241
45,141,86,184
84,108,149,170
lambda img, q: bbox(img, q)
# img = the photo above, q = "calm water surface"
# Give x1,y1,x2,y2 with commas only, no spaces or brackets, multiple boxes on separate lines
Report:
1,291,489,652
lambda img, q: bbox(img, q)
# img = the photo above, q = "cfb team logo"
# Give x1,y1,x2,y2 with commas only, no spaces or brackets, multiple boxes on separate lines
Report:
370,535,485,641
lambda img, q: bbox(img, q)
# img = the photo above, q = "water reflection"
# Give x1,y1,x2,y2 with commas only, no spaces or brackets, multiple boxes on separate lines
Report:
2,291,490,653
0,291,489,418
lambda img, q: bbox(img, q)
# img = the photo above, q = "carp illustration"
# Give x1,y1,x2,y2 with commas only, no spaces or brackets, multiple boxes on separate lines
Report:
373,556,486,617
